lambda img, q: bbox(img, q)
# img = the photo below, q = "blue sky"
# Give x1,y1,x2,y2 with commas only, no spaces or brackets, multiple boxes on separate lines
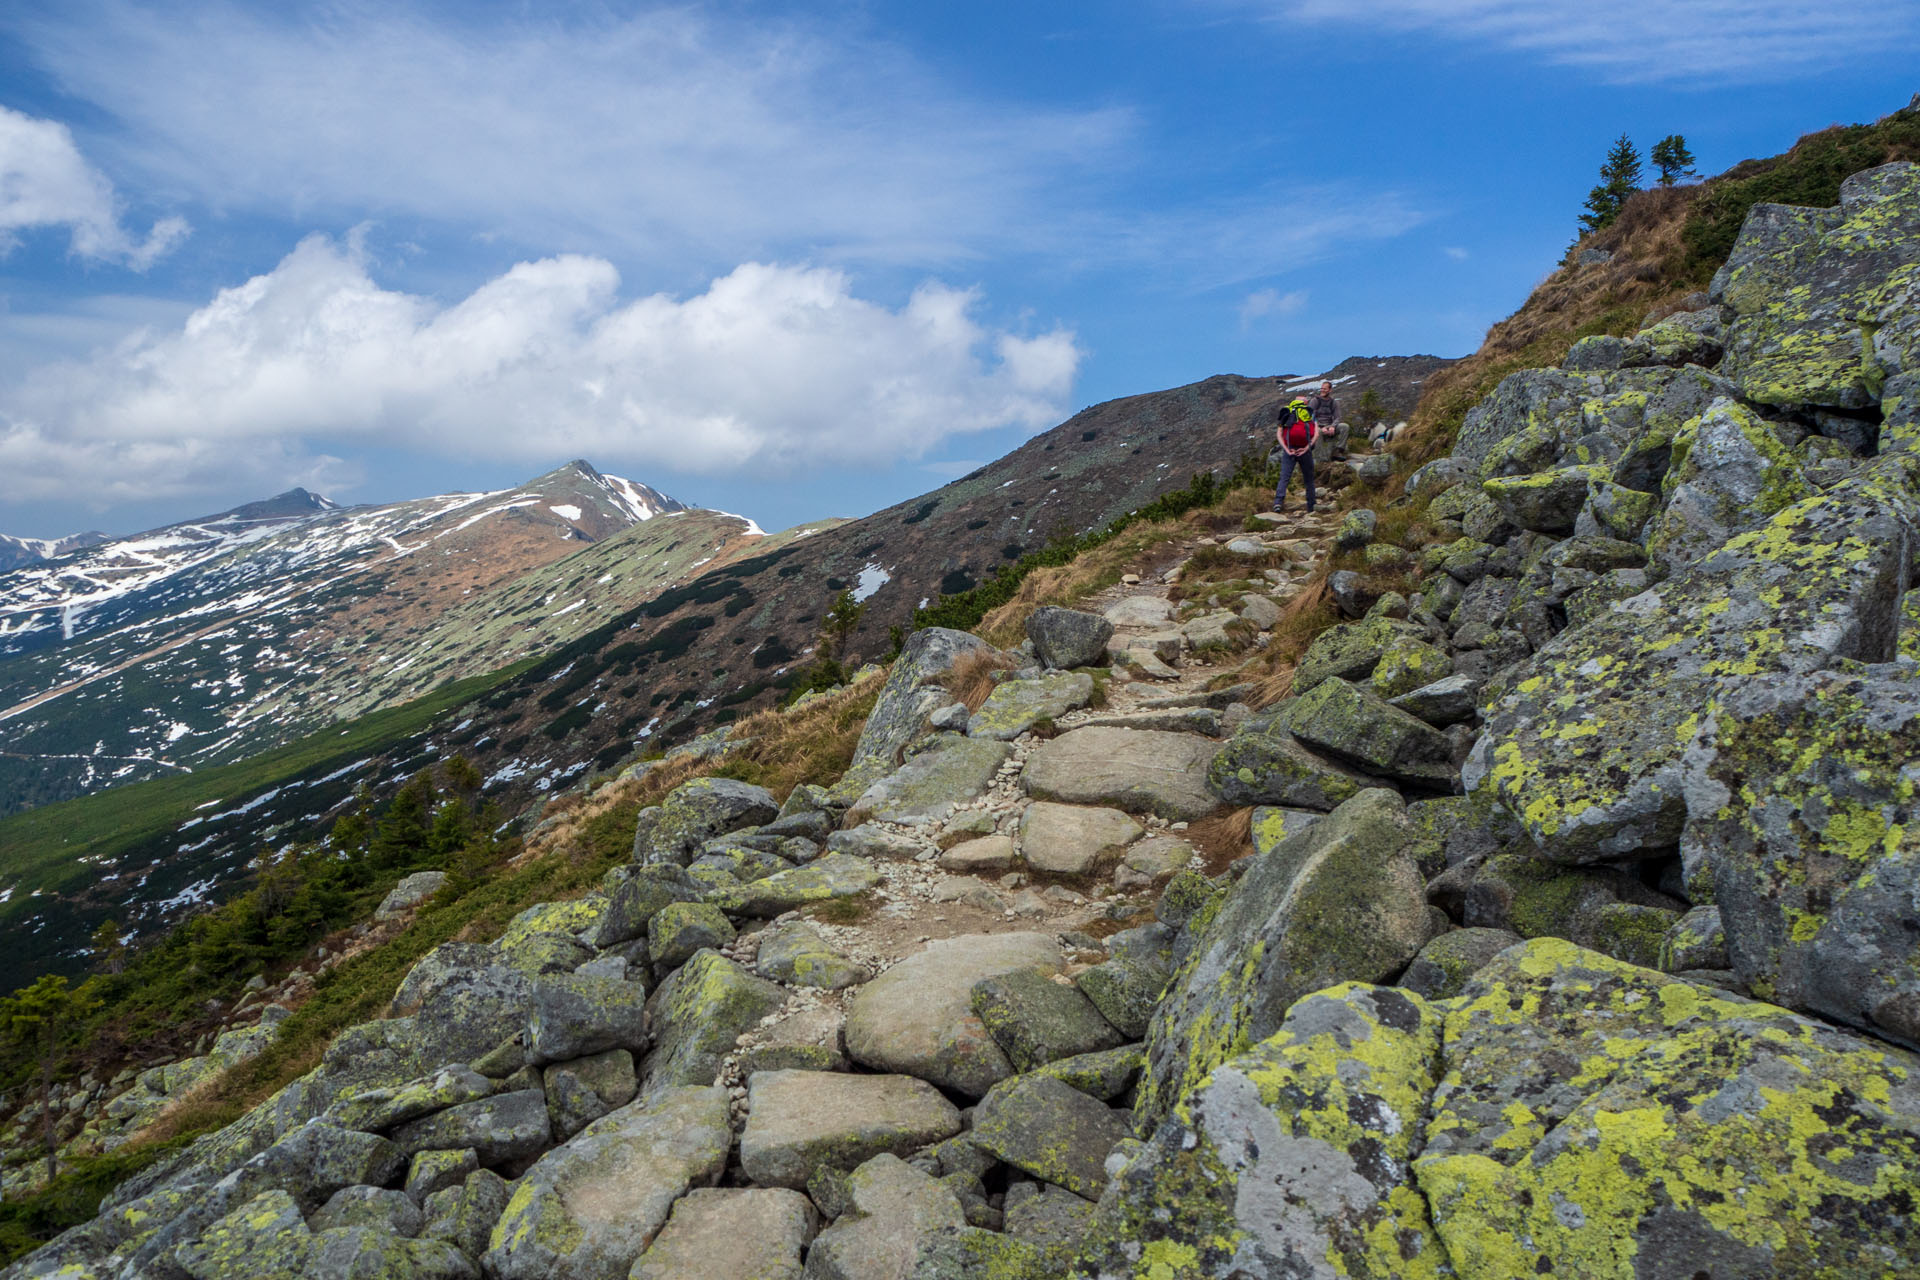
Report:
0,0,1915,539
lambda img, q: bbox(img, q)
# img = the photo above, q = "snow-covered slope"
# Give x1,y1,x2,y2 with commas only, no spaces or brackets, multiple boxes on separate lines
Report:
0,461,733,816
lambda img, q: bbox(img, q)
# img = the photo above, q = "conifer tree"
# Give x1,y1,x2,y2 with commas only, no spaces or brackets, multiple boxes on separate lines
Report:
1650,134,1697,186
1580,134,1644,235
3,975,103,1179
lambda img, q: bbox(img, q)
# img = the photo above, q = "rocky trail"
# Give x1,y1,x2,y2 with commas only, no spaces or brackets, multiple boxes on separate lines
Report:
14,161,1920,1280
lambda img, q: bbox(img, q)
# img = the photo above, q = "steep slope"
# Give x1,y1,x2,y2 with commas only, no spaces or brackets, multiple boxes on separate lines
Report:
0,463,721,816
0,532,110,574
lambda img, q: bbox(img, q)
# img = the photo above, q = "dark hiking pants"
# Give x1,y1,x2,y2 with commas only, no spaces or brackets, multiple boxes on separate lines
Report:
1276,450,1315,511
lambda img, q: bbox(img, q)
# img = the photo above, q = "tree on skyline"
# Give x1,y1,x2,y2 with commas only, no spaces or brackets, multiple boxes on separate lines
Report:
1581,134,1645,234
1652,134,1698,186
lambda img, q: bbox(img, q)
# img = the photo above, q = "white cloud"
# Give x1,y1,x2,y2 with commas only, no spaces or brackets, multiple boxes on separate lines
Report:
1238,288,1308,330
1444,246,1470,260
0,105,186,268
1245,1,1918,83
0,235,1080,504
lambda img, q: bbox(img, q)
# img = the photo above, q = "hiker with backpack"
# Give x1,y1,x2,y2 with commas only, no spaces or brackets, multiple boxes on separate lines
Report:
1306,380,1348,461
1274,396,1319,513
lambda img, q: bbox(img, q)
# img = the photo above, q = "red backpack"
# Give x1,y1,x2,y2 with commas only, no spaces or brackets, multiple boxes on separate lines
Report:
1280,407,1315,452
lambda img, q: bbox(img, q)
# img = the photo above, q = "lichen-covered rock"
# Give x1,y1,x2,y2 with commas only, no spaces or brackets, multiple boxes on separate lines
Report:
1137,789,1432,1129
1645,396,1813,569
300,1225,475,1279
326,1066,494,1134
1021,726,1222,822
1368,635,1453,700
1291,614,1426,694
969,1073,1131,1201
524,972,649,1065
1416,939,1920,1278
752,919,867,989
588,866,701,949
388,1089,550,1167
739,1070,961,1190
632,777,780,866
1719,163,1920,411
1466,465,1920,864
481,1086,730,1280
1462,852,1683,961
1029,1044,1146,1104
385,946,534,1068
848,735,1013,826
647,902,736,973
802,1155,966,1280
376,871,450,920
174,1189,313,1280
542,1049,637,1142
1206,705,1375,810
1073,953,1171,1042
1284,677,1458,790
845,932,1063,1097
1683,665,1920,1047
1111,834,1191,890
1027,606,1116,670
1387,673,1481,729
968,671,1095,740
628,1187,817,1280
703,852,880,918
1017,802,1142,878
640,952,785,1098
1077,985,1448,1280
1576,476,1659,541
420,1168,510,1261
971,966,1126,1070
1334,508,1377,550
1399,927,1523,999
1482,464,1603,535
309,1186,424,1237
404,1148,477,1204
1659,905,1729,973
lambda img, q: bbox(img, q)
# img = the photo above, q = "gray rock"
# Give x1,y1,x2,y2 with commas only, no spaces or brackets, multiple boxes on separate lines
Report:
300,1225,475,1279
403,1149,477,1204
309,1186,424,1237
1017,802,1142,878
481,1087,731,1280
629,1188,817,1280
1462,853,1684,966
420,1168,509,1261
1285,677,1458,789
927,701,971,732
1354,453,1393,481
1659,905,1729,974
633,777,780,866
847,736,1012,825
1334,508,1377,551
1237,593,1283,630
739,1070,961,1190
1137,789,1433,1128
1072,953,1171,1041
970,966,1125,1071
1207,703,1378,810
1103,596,1176,627
1327,569,1376,619
1399,927,1524,999
936,834,1016,875
389,1089,550,1167
827,824,926,861
705,852,881,918
642,952,786,1097
1026,606,1115,670
966,672,1094,741
1021,726,1222,822
524,973,649,1065
543,1049,637,1142
753,920,867,990
173,1189,312,1279
844,932,1063,1097
1004,1183,1096,1253
376,871,449,919
588,866,701,949
648,902,737,973
800,1155,965,1280
1112,835,1193,891
968,1073,1131,1200
325,1066,495,1134
1388,672,1482,727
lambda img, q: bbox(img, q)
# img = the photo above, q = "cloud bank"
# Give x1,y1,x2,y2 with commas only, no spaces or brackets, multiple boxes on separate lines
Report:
0,236,1080,504
0,105,186,268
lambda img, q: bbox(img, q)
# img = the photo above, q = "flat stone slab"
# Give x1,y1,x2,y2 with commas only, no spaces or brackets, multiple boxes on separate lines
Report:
1102,596,1175,627
938,834,1016,874
968,671,1095,740
848,737,1012,825
740,1070,962,1189
970,1073,1132,1201
1018,802,1143,878
1022,726,1222,822
753,920,866,990
845,932,1064,1097
630,1188,817,1280
1071,707,1223,736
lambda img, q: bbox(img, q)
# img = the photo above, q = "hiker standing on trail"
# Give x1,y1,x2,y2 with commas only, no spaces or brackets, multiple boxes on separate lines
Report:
1306,380,1348,460
1274,396,1319,514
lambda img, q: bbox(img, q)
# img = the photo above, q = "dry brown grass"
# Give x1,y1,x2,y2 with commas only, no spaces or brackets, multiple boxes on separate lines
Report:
974,517,1191,647
1241,574,1336,709
941,649,1018,711
1186,806,1255,877
1396,184,1703,476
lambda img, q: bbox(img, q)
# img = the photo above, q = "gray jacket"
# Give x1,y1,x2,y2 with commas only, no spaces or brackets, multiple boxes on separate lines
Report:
1306,391,1338,426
